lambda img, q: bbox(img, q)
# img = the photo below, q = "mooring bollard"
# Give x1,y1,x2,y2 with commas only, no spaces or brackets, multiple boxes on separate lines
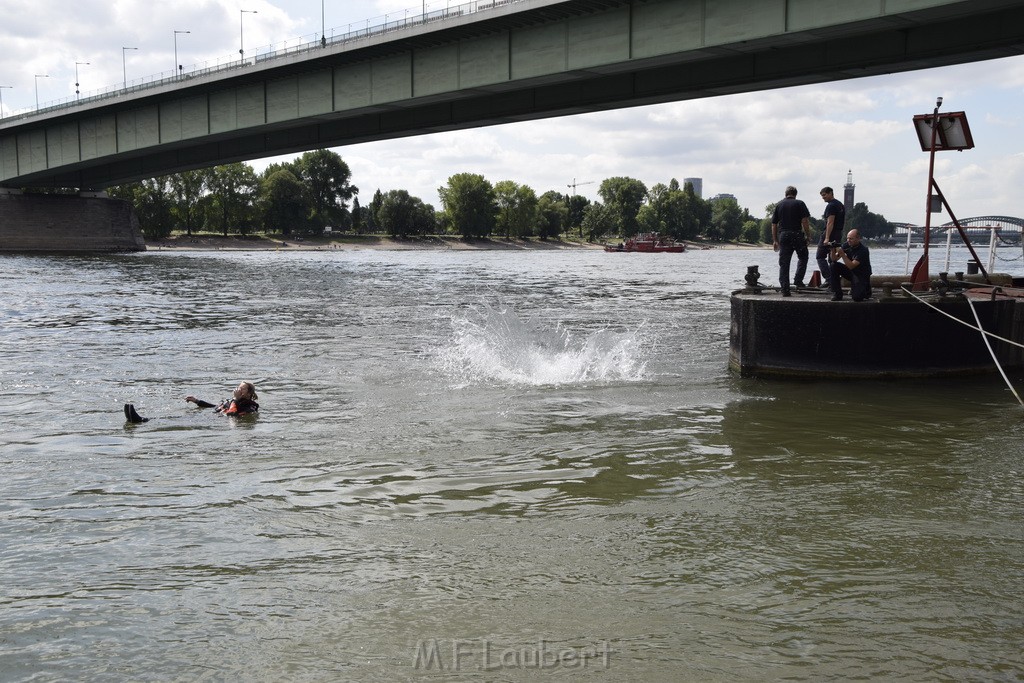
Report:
744,265,762,293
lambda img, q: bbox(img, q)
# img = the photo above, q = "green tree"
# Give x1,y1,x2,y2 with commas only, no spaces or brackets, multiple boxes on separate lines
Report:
438,173,496,239
708,196,744,241
168,169,210,236
761,202,777,243
351,197,363,234
636,203,664,236
207,163,259,236
740,219,763,243
598,177,647,237
377,189,435,237
109,177,175,239
566,194,591,237
368,189,385,234
637,179,702,241
295,149,357,230
536,191,568,240
580,202,619,242
637,182,668,235
259,169,308,235
414,202,437,235
494,180,539,238
684,182,712,240
847,202,895,238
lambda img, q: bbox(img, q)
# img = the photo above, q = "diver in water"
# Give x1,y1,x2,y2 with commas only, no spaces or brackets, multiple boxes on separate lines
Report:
186,381,259,415
124,381,259,424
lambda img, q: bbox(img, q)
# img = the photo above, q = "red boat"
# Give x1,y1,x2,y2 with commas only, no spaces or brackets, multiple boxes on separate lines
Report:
604,233,686,253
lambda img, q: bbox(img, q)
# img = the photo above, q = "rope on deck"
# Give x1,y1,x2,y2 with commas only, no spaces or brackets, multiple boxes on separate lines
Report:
901,285,1024,407
899,285,1024,350
965,296,1024,407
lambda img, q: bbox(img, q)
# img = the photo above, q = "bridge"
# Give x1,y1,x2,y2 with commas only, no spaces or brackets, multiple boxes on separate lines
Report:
4,0,1024,190
3,0,1024,250
894,216,1024,242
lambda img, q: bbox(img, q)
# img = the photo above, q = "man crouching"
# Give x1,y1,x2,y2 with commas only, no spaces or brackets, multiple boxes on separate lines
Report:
830,229,872,302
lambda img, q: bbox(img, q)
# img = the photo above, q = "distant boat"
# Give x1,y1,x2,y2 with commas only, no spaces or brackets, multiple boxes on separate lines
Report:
605,233,686,253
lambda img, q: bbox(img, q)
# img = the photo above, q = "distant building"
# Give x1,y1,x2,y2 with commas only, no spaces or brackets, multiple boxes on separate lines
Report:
712,193,737,203
683,177,703,198
844,169,855,214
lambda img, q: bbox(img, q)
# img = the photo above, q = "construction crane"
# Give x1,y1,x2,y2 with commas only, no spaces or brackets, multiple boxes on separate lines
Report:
567,178,594,196
566,178,594,238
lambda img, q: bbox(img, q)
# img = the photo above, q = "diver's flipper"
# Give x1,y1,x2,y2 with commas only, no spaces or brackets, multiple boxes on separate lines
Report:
125,403,149,424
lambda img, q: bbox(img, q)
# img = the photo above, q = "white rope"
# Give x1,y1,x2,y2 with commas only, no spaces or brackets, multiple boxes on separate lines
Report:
899,285,1024,351
965,295,1024,407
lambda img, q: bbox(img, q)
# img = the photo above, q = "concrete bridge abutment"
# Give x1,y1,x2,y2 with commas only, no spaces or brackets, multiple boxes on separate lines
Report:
0,191,145,252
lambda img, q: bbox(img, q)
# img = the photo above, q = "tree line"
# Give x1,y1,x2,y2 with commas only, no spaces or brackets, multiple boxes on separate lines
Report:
108,149,897,242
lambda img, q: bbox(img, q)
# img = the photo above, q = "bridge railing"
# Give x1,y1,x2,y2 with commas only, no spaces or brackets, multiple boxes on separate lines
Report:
0,0,525,125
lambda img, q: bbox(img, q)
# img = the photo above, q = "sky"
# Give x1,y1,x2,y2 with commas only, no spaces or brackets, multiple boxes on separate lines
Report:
2,0,1024,225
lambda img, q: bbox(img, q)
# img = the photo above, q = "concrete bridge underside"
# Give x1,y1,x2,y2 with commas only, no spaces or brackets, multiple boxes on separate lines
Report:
3,0,1024,190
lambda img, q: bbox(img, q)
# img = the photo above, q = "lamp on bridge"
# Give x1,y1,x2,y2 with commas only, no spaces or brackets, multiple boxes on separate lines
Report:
122,47,138,89
0,85,11,119
240,9,258,63
174,30,190,79
75,62,89,99
34,74,49,109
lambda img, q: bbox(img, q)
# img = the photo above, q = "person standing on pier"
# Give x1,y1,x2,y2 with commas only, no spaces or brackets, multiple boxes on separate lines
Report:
830,229,872,301
817,187,846,289
771,185,811,296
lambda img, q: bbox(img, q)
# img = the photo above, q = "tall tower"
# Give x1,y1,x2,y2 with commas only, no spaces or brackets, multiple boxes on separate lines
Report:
683,177,703,198
843,169,855,214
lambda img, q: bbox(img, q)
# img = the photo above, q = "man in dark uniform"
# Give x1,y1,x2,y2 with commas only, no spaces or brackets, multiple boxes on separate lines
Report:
830,229,872,301
770,185,811,297
817,186,845,289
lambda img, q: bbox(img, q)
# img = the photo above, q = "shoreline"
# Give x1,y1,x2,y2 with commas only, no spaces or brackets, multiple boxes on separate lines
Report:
145,234,766,252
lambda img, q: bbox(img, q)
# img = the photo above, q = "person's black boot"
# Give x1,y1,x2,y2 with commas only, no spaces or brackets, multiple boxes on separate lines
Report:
124,404,148,423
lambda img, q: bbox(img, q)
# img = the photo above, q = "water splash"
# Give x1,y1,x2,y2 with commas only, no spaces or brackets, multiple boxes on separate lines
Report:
437,303,649,386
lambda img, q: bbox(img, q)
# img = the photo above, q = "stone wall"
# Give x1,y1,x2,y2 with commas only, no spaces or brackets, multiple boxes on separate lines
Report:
0,193,145,252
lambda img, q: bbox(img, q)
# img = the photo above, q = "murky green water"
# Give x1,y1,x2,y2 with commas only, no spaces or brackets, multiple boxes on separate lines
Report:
1,247,1022,681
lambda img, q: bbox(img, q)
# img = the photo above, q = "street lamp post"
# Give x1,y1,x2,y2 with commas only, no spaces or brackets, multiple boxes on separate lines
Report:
122,46,138,89
174,30,190,79
240,9,257,63
0,85,11,118
75,61,89,99
34,74,49,109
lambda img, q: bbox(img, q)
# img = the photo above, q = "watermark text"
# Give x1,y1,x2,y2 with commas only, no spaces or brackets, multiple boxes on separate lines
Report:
413,638,613,671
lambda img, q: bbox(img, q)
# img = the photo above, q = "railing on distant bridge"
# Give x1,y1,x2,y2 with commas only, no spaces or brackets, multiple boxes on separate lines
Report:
892,216,1024,243
0,0,523,124
885,217,1024,274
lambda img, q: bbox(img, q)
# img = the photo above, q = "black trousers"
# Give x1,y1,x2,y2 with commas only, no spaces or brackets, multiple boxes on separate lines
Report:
815,241,833,284
778,231,808,290
831,262,871,301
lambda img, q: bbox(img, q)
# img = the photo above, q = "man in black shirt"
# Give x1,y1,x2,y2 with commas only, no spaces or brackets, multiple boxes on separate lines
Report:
817,187,845,288
770,185,811,297
830,229,872,301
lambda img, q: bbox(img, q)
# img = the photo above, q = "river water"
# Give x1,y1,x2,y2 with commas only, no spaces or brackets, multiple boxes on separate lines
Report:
1,246,1022,681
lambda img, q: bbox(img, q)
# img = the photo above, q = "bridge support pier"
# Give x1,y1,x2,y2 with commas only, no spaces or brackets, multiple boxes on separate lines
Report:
0,191,145,252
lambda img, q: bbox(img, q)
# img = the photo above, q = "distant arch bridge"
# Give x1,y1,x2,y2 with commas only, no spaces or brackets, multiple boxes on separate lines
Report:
893,217,1024,241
